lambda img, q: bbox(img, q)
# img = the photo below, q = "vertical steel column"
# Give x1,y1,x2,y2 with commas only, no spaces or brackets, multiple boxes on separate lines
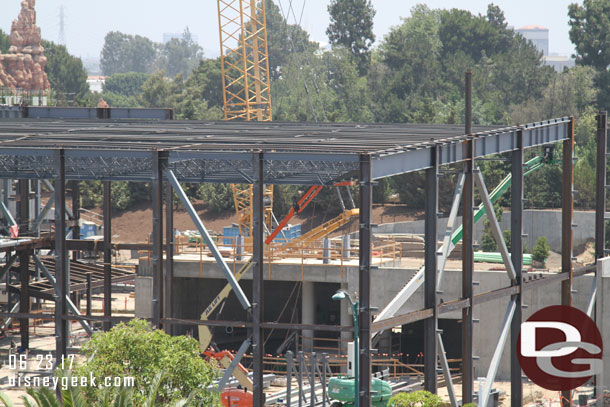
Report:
71,181,80,261
596,112,607,260
151,151,166,328
462,70,474,405
594,111,606,401
359,154,373,407
19,179,29,235
561,118,575,407
18,179,30,348
86,273,92,317
54,149,68,360
510,129,524,407
424,146,439,393
103,181,112,331
19,251,29,349
165,183,174,334
252,152,265,407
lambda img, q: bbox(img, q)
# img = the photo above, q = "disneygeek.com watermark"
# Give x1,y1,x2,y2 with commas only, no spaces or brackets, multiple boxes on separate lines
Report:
5,354,135,390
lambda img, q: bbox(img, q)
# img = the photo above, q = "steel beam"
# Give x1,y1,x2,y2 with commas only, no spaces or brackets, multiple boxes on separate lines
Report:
103,181,112,331
437,333,457,407
252,152,265,407
0,200,16,229
359,153,373,406
424,146,438,393
32,254,91,334
71,181,80,261
164,169,251,310
474,170,516,281
510,129,524,407
165,183,174,335
217,338,252,391
32,194,54,231
561,118,575,407
480,298,517,407
438,173,464,288
19,179,29,235
54,149,68,360
596,111,607,260
19,251,29,349
462,70,474,404
152,152,165,328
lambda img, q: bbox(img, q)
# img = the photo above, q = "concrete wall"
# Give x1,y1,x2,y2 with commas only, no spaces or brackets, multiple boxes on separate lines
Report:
138,256,605,382
373,209,596,252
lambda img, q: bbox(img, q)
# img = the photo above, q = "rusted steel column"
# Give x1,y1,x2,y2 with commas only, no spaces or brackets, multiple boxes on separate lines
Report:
561,118,575,407
165,183,174,334
252,152,265,407
103,181,112,331
510,129,524,407
462,70,474,405
54,149,68,360
359,153,373,407
424,146,439,393
596,112,607,260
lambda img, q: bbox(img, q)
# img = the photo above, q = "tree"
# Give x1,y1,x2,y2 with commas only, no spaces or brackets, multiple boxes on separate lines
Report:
100,32,158,75
160,28,204,78
326,0,376,74
0,29,9,53
42,40,91,104
103,72,151,96
569,0,610,70
532,236,550,265
139,71,179,108
264,0,319,80
73,319,220,406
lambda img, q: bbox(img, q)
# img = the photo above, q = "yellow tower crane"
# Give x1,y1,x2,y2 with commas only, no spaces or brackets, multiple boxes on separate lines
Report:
217,0,274,237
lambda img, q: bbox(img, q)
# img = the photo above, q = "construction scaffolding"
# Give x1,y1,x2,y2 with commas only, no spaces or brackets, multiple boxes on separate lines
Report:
0,99,606,407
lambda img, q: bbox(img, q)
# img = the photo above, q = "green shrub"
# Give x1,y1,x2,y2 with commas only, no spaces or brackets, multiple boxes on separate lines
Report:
198,183,235,213
73,319,220,406
388,390,443,407
532,236,550,265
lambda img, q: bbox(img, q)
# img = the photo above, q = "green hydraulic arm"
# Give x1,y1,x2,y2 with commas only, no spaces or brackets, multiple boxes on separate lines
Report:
450,155,546,246
374,153,557,326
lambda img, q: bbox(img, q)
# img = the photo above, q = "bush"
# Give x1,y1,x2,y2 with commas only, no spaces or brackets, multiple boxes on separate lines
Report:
532,236,550,265
388,390,443,407
73,319,220,406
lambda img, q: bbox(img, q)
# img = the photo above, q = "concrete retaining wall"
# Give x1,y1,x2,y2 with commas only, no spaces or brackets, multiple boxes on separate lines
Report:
373,209,596,252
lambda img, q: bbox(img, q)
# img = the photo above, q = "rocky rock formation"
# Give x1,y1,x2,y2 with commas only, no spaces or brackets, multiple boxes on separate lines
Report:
0,0,50,92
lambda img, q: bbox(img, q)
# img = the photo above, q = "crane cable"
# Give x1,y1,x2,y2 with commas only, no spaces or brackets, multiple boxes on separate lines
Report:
277,0,328,122
284,0,329,121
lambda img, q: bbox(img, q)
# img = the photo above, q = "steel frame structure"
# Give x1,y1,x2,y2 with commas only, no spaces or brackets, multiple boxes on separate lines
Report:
0,108,606,407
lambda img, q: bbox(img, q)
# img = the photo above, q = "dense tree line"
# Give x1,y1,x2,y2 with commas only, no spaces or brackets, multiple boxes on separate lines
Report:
1,1,606,216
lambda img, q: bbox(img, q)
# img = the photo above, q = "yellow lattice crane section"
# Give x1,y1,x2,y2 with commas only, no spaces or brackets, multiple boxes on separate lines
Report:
217,0,272,121
218,0,274,236
232,184,273,238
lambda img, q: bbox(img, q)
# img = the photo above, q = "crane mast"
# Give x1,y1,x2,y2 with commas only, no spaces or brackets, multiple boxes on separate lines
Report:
217,0,272,121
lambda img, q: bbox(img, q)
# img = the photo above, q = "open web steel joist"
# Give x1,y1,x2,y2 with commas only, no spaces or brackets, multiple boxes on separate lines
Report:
0,118,569,183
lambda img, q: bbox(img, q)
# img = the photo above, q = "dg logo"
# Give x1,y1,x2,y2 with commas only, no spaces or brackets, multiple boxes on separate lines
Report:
517,305,603,391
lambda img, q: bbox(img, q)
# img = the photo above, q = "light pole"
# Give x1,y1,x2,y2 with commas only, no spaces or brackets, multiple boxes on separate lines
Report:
332,289,359,407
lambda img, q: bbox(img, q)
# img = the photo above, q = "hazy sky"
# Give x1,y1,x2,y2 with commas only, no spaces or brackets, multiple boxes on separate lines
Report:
0,0,582,61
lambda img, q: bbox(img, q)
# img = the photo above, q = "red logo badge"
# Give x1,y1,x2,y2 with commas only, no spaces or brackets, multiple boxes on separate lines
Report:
517,305,602,390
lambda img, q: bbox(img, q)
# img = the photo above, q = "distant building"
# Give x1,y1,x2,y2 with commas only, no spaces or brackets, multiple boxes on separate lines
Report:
543,55,575,72
517,25,549,56
517,25,575,72
163,32,199,44
87,76,106,93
